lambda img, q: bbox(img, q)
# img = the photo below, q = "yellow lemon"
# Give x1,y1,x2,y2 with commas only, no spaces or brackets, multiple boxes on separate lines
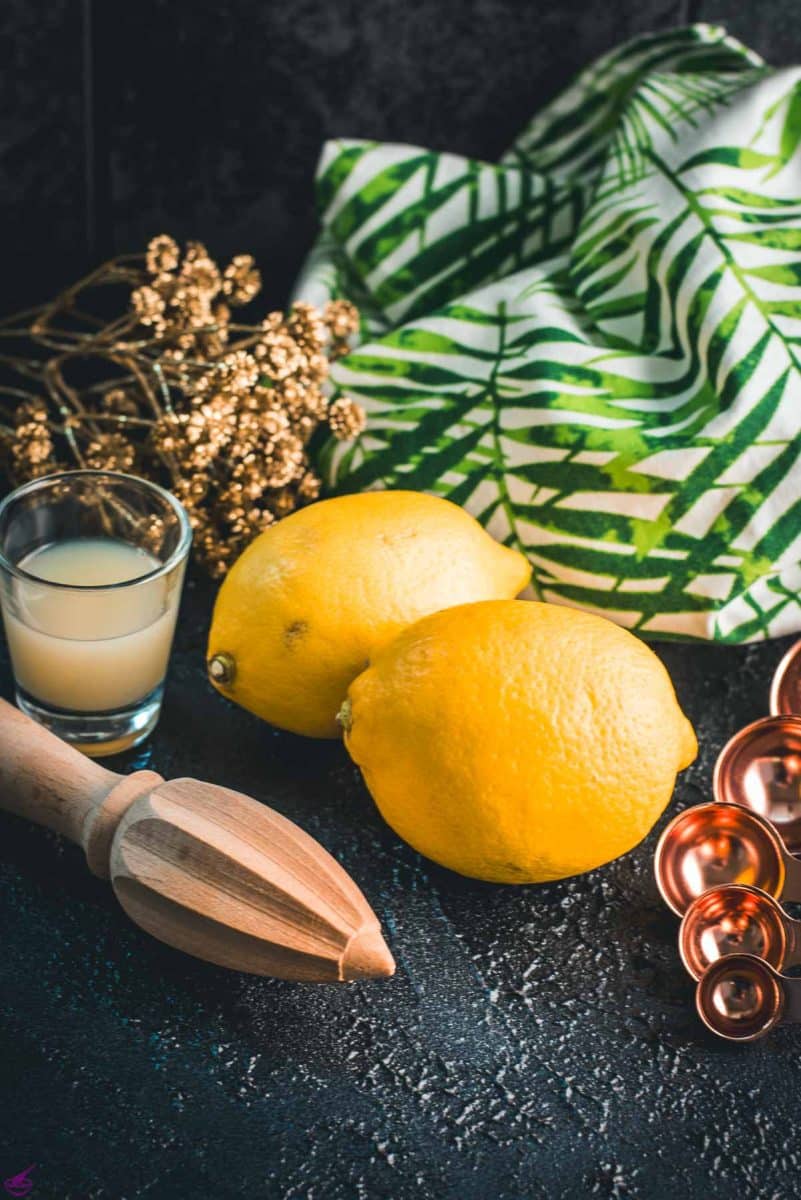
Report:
340,600,697,882
207,492,530,738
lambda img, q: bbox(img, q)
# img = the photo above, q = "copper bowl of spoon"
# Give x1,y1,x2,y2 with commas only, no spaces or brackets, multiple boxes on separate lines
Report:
654,801,801,916
679,883,801,979
714,715,801,853
696,953,787,1042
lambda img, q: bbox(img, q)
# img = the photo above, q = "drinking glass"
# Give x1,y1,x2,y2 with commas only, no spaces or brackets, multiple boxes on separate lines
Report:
0,470,192,756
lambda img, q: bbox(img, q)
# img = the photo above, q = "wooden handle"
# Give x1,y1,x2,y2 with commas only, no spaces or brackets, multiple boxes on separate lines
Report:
0,697,163,878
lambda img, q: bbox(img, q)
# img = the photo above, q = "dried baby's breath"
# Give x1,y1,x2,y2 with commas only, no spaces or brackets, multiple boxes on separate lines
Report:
0,236,365,576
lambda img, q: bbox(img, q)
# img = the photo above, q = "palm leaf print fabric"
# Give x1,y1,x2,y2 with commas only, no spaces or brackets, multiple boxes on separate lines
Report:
297,25,801,642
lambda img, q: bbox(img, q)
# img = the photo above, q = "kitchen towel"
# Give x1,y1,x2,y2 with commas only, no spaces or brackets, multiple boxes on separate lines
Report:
298,24,801,642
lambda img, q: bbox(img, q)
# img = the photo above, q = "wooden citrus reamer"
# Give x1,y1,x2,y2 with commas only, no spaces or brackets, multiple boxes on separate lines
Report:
0,697,394,983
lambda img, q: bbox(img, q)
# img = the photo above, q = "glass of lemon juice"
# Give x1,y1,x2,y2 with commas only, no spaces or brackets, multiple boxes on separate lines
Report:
0,470,191,756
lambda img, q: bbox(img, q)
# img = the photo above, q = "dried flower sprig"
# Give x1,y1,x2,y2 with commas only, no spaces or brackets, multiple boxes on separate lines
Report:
0,237,364,575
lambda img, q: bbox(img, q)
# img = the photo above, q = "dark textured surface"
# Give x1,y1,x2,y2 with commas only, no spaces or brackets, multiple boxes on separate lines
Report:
2,577,799,1199
4,1,801,1196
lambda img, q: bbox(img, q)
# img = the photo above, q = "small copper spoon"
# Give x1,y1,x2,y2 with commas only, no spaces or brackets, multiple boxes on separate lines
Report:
714,715,801,852
654,801,801,916
679,884,801,979
771,639,801,717
695,953,801,1042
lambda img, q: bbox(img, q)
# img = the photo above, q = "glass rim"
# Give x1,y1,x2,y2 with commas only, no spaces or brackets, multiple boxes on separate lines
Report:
0,469,193,592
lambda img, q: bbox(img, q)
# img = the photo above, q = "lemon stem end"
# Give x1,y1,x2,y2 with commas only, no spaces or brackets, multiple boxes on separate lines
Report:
336,698,353,735
208,652,236,687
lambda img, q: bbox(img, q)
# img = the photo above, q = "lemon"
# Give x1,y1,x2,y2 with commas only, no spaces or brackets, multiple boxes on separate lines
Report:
340,600,697,882
207,492,530,738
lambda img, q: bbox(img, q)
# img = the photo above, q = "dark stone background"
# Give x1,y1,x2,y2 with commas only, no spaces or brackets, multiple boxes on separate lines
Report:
4,0,801,316
3,3,801,1198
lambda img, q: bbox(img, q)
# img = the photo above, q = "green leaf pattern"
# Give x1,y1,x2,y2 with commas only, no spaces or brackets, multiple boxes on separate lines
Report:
297,25,801,641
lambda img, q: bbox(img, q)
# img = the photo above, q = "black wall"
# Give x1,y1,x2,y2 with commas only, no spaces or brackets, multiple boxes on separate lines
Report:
3,1,799,314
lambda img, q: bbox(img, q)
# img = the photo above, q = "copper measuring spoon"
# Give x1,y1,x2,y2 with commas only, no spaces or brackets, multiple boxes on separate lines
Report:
654,801,801,916
696,953,801,1042
771,639,801,717
679,883,801,979
714,715,801,853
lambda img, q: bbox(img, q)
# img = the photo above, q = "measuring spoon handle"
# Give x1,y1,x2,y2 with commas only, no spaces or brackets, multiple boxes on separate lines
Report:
782,849,801,904
783,912,801,970
0,697,162,878
780,974,801,1024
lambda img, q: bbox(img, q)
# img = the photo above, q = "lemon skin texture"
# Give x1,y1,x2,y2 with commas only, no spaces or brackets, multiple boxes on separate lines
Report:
342,599,697,882
207,492,531,738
